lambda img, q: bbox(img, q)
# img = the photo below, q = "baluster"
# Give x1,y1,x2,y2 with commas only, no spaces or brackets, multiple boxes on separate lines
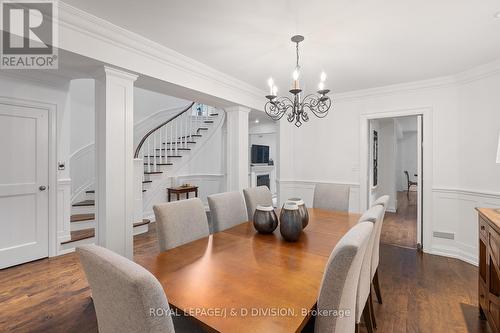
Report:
159,127,162,164
164,124,168,166
189,110,192,142
153,132,157,172
170,122,173,157
175,119,178,156
184,112,188,148
147,138,151,173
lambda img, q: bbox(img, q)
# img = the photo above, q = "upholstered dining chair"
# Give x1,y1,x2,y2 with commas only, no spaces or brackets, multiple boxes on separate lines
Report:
314,222,373,333
370,195,390,305
77,244,175,333
208,191,248,232
313,183,350,211
355,205,385,333
153,198,209,251
243,186,273,221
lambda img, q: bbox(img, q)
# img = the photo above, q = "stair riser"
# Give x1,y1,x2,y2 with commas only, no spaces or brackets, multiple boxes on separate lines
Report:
71,206,95,215
59,236,96,253
70,220,96,231
86,192,95,201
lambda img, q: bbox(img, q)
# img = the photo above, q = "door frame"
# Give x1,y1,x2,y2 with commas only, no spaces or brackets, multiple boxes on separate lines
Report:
0,96,58,258
359,107,433,252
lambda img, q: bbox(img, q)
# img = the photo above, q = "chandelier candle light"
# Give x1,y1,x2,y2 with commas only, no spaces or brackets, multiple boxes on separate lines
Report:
265,35,332,127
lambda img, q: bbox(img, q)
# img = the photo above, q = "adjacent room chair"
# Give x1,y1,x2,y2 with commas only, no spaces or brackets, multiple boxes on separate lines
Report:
313,183,350,211
404,170,417,200
208,191,248,232
77,244,175,333
355,205,385,333
153,198,209,251
371,195,390,304
243,186,273,221
314,222,373,333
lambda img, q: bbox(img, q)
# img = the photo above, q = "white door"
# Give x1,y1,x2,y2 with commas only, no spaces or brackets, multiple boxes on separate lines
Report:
416,115,423,249
0,103,49,269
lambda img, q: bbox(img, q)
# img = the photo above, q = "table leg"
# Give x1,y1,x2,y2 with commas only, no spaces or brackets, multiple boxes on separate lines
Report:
187,192,189,199
168,191,171,202
195,189,198,197
177,193,180,201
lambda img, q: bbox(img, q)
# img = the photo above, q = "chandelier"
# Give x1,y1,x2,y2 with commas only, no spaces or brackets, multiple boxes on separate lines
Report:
265,35,331,127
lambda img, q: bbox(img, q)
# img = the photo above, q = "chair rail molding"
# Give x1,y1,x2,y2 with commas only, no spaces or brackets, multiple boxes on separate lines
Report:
430,187,500,266
277,179,360,213
57,2,265,111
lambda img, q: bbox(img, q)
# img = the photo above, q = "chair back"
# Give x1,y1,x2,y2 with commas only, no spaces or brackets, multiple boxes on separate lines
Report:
77,245,175,333
313,183,350,211
243,186,273,221
208,191,248,232
153,198,209,251
315,222,373,333
370,196,389,278
355,205,385,323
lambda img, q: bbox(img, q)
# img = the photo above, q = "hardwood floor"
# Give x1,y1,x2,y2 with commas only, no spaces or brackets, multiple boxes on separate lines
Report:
380,191,418,249
0,224,490,332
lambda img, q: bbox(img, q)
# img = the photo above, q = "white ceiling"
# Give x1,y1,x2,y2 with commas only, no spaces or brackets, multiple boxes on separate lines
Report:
63,0,500,93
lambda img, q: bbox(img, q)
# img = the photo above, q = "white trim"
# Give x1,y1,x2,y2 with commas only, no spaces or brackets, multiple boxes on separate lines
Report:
336,58,500,101
359,107,433,252
432,187,500,199
0,96,59,258
57,2,265,110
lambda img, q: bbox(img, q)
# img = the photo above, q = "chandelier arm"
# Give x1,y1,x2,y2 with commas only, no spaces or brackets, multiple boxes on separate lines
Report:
302,94,331,118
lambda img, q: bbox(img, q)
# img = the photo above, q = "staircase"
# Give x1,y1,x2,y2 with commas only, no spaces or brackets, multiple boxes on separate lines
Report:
61,103,222,250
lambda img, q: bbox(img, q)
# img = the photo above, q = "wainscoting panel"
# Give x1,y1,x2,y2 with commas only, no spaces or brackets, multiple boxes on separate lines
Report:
56,179,71,252
277,180,360,213
69,143,94,203
431,188,500,266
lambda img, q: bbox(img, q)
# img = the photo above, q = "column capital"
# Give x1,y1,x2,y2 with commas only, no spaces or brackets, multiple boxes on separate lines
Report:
95,66,138,82
224,105,251,114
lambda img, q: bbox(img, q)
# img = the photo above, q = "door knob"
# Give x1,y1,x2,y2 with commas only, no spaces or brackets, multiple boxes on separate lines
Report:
39,186,47,191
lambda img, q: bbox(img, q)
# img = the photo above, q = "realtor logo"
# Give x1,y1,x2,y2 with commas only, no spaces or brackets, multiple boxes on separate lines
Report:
1,0,58,69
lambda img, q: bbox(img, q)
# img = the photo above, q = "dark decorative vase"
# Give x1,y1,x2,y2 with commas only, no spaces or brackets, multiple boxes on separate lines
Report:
279,202,303,242
253,205,278,234
288,198,309,229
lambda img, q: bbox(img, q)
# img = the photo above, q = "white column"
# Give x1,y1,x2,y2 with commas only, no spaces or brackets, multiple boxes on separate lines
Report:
225,106,250,191
94,66,138,259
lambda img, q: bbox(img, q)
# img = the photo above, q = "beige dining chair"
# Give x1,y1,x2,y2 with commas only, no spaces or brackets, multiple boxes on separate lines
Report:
153,198,209,251
315,222,374,333
208,191,248,232
313,183,350,211
370,195,390,304
355,205,385,333
243,186,273,221
77,244,175,333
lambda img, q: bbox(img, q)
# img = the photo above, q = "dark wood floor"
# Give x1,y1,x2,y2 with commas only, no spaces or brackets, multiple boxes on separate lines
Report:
381,191,418,249
0,223,490,333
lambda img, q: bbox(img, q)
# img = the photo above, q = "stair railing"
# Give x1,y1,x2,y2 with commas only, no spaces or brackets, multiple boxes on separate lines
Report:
134,102,215,174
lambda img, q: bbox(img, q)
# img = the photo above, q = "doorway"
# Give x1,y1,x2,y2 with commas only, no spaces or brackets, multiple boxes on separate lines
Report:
360,109,429,251
0,101,50,268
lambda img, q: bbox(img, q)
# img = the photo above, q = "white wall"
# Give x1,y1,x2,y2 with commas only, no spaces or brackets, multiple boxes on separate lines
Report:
395,118,418,192
371,119,397,212
278,62,500,265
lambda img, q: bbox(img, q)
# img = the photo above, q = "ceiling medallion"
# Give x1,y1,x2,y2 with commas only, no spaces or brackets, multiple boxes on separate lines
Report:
265,35,332,127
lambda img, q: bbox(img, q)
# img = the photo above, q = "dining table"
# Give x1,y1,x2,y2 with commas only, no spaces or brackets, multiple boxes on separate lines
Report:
137,208,361,333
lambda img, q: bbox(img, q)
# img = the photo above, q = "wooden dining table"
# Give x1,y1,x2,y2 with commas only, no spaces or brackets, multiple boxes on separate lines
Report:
137,208,361,333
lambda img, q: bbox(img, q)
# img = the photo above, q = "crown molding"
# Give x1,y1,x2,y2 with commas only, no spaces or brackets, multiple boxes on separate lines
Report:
335,58,500,101
57,2,265,109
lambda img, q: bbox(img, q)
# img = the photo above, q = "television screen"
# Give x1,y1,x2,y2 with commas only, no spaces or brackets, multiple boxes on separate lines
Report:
251,145,269,164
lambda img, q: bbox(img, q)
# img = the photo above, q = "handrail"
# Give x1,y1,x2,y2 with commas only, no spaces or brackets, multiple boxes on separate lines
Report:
134,102,195,158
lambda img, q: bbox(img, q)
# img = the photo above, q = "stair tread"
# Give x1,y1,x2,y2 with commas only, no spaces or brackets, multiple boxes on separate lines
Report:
164,141,196,144
156,148,191,151
61,228,95,244
178,135,202,139
71,214,94,222
72,200,95,207
143,189,146,192
144,171,163,175
197,128,209,130
133,219,151,228
85,190,95,194
209,113,218,116
204,121,214,123
142,180,152,184
144,163,173,166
